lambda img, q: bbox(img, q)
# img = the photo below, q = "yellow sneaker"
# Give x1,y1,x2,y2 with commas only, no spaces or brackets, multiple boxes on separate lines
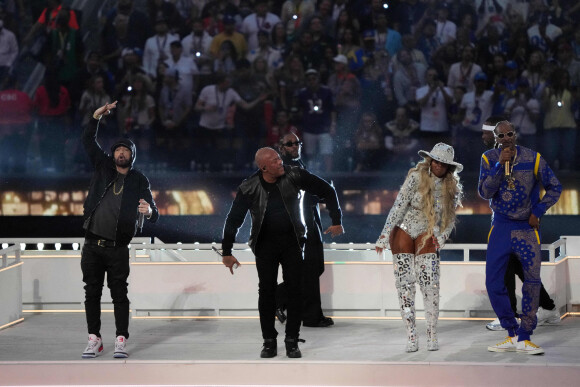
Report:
516,340,544,355
488,336,517,352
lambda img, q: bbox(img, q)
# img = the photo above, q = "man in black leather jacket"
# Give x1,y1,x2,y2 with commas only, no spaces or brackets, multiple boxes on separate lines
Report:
80,102,159,359
275,133,335,328
221,147,344,359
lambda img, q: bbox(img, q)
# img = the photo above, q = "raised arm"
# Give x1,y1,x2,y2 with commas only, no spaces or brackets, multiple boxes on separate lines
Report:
82,102,117,167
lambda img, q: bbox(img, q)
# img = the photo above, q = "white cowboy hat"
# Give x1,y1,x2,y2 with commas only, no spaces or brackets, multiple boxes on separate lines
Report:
418,142,463,173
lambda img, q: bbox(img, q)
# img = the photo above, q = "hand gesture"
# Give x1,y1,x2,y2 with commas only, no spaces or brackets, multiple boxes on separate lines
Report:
138,199,152,215
499,146,515,165
93,101,118,120
222,255,241,275
529,214,540,229
323,225,344,238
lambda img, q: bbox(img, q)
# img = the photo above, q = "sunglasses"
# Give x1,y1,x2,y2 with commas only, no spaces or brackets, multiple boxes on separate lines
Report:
495,131,515,139
283,141,302,147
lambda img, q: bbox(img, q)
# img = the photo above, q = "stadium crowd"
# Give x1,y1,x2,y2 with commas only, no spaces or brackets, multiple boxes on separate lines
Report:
1,0,579,174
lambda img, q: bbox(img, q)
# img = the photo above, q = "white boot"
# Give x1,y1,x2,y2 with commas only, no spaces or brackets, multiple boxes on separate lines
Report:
394,253,418,352
416,253,440,351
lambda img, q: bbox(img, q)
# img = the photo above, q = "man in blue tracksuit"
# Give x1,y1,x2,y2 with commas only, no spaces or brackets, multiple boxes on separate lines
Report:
478,120,561,355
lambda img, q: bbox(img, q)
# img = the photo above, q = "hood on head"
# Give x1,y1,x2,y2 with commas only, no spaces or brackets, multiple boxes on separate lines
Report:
111,138,136,165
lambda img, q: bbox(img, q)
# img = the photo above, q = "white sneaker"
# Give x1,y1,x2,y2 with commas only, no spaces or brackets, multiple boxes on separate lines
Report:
516,339,544,355
113,336,129,358
82,334,103,358
485,318,502,331
488,336,517,352
537,307,561,325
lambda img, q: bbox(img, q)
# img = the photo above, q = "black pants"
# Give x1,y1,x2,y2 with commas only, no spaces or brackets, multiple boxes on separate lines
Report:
505,253,555,317
81,244,130,339
277,237,325,324
255,237,303,340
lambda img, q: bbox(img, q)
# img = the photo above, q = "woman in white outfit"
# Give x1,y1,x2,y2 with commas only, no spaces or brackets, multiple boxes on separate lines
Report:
376,143,463,352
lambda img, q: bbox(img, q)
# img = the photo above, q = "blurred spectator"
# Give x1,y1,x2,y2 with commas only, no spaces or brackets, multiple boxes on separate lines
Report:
101,0,151,73
115,48,151,101
266,109,299,146
326,54,361,170
393,0,427,35
416,18,440,66
372,12,402,57
416,67,453,149
0,18,17,83
431,41,458,81
280,0,315,39
182,17,213,92
504,78,540,150
164,40,199,96
209,13,247,60
503,60,520,94
457,71,494,170
392,48,426,120
275,54,305,118
307,15,335,57
485,52,506,86
384,106,420,170
117,73,156,164
143,18,180,79
158,67,192,169
337,27,361,67
331,0,350,22
297,68,335,172
353,111,383,171
247,29,283,71
527,12,562,54
490,77,510,116
241,0,280,52
0,76,32,173
435,3,456,45
555,42,580,89
270,22,290,59
79,75,112,131
521,50,548,99
311,0,335,37
571,24,580,60
194,72,266,171
542,68,576,170
46,9,83,89
33,71,71,173
333,9,359,43
213,39,238,74
294,30,322,71
447,45,482,93
477,23,508,73
392,34,427,73
147,0,184,35
24,0,79,48
475,0,507,31
73,51,115,106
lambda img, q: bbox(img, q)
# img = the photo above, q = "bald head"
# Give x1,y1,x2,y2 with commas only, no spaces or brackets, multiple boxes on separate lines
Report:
255,147,285,182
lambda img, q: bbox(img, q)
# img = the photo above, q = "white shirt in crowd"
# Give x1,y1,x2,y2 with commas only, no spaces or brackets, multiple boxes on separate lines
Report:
143,33,180,78
416,85,453,133
197,85,242,129
241,12,280,51
460,90,494,132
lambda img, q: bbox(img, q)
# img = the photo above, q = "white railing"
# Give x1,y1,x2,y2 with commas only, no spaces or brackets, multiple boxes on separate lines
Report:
1,245,21,269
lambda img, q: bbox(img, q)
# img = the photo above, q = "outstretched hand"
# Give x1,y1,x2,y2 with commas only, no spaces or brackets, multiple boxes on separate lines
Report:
93,101,118,120
323,225,344,238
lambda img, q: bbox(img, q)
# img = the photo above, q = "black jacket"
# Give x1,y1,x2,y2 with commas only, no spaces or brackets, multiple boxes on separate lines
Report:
281,155,323,242
221,165,342,255
82,118,159,245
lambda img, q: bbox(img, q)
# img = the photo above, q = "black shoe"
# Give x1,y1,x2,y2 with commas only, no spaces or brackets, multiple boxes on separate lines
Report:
276,308,287,324
303,316,334,327
284,337,305,358
260,338,277,358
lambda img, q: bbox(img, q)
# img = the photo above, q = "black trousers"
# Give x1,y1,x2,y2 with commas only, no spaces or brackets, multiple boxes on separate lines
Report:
255,237,303,340
277,237,325,324
81,244,131,339
505,254,555,317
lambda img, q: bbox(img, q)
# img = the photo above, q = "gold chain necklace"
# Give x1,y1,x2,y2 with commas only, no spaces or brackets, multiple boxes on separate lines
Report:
113,175,124,195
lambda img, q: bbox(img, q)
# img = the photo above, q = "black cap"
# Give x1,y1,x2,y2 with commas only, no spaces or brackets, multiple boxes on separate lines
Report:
111,138,137,165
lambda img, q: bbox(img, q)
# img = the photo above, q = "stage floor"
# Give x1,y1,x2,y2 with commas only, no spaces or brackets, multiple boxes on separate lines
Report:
1,313,579,386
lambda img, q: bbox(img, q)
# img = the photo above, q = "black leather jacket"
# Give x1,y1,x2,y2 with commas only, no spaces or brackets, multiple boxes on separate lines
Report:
82,119,159,245
221,165,342,255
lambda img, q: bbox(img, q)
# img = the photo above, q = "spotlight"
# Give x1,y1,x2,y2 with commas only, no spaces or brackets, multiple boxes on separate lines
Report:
37,243,44,251
55,243,61,251
20,243,26,250
1,243,7,249
73,243,79,250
